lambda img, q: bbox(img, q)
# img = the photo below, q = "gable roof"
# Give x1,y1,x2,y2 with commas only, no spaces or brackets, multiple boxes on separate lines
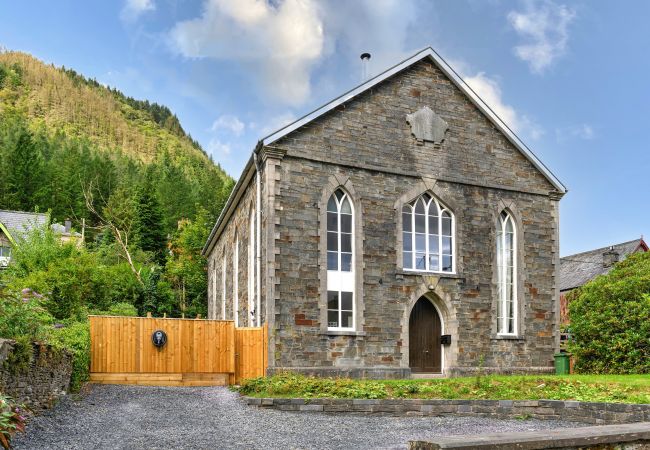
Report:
559,238,648,291
0,210,48,244
203,46,567,255
262,47,566,194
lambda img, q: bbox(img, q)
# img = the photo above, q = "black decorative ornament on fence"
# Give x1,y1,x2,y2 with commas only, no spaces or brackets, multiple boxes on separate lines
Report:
151,330,167,348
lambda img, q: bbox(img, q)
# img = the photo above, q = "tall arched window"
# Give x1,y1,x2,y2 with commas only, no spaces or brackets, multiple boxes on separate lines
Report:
326,188,354,330
402,193,454,273
497,211,516,335
248,208,256,326
233,233,239,327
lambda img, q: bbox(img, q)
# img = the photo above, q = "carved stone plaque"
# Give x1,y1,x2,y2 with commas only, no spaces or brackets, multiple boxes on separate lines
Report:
406,106,448,144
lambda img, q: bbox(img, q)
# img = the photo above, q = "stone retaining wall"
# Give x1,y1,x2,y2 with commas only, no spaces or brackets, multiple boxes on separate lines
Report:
243,396,650,425
0,338,72,411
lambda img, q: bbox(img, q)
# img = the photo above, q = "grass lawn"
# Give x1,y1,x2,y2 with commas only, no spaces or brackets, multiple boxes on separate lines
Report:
237,373,650,404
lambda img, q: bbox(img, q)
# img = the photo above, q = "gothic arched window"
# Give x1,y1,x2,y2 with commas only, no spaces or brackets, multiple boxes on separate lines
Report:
402,193,454,273
326,189,354,330
497,211,517,335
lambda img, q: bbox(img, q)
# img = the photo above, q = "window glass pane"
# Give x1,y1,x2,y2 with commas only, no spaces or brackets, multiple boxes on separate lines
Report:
402,205,411,214
403,232,412,251
328,310,339,328
328,291,339,310
341,253,352,272
442,236,452,253
415,198,425,214
341,198,352,214
327,196,337,212
442,216,452,236
335,189,344,200
416,253,426,270
506,232,514,250
505,217,513,233
403,251,412,269
402,212,412,232
422,193,431,203
415,214,425,233
428,236,439,254
428,254,439,271
327,212,338,231
442,255,452,272
341,233,352,253
341,292,353,310
327,251,338,270
428,215,439,234
327,232,338,251
341,311,353,328
340,214,352,233
415,233,426,252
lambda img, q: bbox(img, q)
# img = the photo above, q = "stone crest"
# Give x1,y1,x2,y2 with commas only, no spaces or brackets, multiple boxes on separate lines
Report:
406,106,448,144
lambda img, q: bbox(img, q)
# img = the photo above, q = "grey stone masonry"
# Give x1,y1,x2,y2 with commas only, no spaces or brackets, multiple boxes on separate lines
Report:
409,422,650,450
243,396,650,426
206,53,565,377
0,338,72,411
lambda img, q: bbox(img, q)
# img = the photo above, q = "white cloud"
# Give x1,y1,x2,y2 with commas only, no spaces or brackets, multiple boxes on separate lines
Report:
121,0,155,21
211,115,245,136
207,138,232,157
250,111,298,138
170,0,324,106
463,71,543,139
556,124,595,142
507,0,576,73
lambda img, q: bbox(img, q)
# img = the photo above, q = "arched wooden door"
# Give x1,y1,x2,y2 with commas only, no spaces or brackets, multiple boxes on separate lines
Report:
409,297,442,373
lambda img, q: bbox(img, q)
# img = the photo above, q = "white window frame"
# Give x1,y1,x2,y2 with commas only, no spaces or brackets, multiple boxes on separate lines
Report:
222,252,226,320
211,260,217,319
248,209,256,326
233,234,239,328
326,189,355,331
402,193,455,274
497,211,517,335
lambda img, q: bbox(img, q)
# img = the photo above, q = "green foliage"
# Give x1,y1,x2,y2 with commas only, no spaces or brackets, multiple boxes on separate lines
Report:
50,321,90,392
132,184,167,264
238,373,650,404
0,292,53,342
0,393,26,449
568,252,650,374
101,302,138,317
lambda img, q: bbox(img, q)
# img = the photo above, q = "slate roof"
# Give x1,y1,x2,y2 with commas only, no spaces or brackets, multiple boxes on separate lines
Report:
0,210,48,241
559,238,648,292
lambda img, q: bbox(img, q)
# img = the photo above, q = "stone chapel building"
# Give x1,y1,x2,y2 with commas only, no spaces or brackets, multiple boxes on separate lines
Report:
203,47,566,378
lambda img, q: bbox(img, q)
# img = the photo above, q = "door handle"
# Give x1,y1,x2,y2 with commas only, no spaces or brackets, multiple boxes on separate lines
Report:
424,350,429,353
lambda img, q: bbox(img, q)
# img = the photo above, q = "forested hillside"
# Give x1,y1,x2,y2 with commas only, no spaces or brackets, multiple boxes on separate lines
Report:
0,50,234,233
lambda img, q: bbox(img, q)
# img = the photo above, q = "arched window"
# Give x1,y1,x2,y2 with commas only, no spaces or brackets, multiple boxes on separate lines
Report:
497,211,516,335
248,208,256,326
233,233,239,327
326,188,354,330
222,251,226,320
402,193,454,273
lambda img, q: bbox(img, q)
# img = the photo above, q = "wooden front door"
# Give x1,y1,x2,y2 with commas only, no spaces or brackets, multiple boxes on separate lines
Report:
409,297,442,373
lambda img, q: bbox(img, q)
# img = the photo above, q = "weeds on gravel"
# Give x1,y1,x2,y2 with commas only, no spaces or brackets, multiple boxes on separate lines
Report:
237,373,650,404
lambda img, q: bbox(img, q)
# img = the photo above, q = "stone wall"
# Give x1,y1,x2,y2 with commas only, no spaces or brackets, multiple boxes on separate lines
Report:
0,338,72,411
243,396,650,425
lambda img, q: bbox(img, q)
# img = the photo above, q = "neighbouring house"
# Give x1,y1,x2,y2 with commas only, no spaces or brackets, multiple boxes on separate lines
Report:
0,210,83,267
203,47,567,378
559,237,648,326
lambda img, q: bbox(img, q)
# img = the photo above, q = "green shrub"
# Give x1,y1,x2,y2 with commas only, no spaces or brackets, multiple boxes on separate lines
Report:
51,321,90,392
101,302,138,317
0,393,26,449
568,252,650,374
0,292,53,342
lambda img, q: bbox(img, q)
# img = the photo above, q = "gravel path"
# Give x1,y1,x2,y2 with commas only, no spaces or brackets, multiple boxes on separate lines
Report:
15,385,579,449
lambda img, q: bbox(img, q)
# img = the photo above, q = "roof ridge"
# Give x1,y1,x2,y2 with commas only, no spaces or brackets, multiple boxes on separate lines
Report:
561,239,642,260
0,209,48,216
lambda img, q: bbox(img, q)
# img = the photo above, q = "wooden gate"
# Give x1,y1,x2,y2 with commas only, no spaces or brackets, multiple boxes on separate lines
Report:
89,316,267,386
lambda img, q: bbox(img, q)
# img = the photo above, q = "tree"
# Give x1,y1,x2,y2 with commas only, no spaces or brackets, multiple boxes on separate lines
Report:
568,251,650,374
133,183,167,264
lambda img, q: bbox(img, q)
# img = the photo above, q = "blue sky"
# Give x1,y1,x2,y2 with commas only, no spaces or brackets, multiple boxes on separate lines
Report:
1,0,648,256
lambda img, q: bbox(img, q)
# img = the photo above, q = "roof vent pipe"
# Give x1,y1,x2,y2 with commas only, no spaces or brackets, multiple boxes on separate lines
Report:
360,52,371,81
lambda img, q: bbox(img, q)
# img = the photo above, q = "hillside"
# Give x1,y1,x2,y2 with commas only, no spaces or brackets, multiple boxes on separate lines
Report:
0,50,233,233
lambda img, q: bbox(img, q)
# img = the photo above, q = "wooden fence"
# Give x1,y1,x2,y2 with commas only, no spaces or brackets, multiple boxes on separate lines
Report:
89,316,267,386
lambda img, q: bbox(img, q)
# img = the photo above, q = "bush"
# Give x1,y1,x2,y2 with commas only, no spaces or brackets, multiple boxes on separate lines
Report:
0,292,53,342
0,394,26,449
102,302,138,317
568,252,650,374
51,321,90,392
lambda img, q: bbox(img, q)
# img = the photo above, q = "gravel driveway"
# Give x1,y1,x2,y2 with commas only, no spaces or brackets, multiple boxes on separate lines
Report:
15,384,578,449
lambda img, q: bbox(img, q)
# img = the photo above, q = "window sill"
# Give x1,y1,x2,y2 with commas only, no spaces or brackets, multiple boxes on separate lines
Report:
322,330,367,337
491,335,525,341
396,269,462,279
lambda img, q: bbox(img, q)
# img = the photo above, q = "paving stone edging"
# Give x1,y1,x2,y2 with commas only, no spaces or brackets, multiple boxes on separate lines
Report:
242,396,650,425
